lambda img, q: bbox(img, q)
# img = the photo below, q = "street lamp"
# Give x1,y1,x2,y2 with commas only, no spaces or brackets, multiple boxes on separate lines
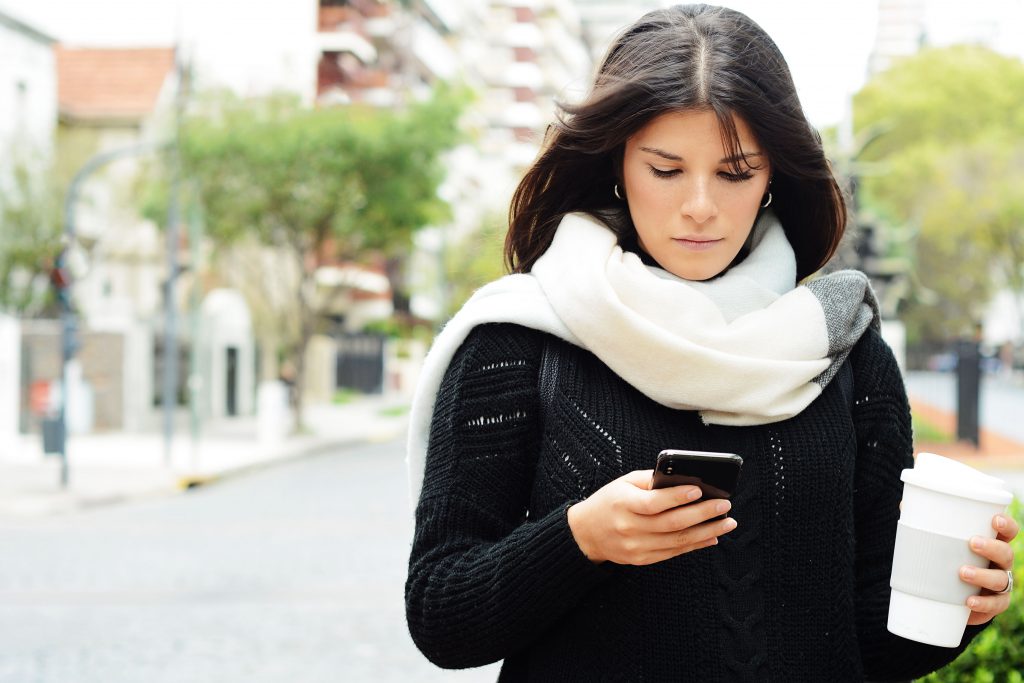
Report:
55,142,166,487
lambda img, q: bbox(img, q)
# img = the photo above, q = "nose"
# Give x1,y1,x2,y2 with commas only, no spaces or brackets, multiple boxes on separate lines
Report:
680,176,717,224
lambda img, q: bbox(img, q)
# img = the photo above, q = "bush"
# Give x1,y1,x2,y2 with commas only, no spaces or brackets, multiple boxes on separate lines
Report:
917,499,1024,682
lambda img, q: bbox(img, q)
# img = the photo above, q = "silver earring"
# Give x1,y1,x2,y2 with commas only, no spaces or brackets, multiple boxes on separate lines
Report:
760,191,773,208
614,184,625,201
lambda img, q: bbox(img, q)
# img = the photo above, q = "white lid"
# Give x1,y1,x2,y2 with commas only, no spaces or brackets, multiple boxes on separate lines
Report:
901,452,1013,505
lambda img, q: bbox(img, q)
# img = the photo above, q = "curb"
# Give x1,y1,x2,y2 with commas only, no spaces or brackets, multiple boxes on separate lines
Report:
174,425,406,491
1,424,407,519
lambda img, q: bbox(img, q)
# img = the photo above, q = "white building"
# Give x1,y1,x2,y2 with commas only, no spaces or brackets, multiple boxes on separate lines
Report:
0,9,56,449
869,0,1024,75
0,8,56,166
569,0,663,65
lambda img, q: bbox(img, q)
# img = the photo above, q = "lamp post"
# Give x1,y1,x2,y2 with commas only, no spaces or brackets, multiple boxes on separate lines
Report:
57,142,166,487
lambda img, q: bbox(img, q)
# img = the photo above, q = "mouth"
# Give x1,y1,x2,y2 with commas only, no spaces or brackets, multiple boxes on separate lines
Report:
672,237,722,252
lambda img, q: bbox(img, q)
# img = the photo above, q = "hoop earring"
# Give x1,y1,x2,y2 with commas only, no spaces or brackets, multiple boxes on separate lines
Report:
760,191,773,209
614,184,625,201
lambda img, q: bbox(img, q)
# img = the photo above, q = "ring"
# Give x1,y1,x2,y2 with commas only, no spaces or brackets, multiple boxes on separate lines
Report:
995,570,1014,595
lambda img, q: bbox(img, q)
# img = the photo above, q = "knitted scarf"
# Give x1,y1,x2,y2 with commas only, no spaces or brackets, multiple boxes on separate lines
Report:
406,211,879,503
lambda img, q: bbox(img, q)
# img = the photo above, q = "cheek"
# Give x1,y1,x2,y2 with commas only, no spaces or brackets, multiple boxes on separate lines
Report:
725,182,768,217
626,172,676,216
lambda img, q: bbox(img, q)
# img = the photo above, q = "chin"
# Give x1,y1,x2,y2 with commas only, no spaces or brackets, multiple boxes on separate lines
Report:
670,264,723,282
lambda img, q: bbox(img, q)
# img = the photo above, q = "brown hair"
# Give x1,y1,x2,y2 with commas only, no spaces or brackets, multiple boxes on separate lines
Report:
505,4,846,282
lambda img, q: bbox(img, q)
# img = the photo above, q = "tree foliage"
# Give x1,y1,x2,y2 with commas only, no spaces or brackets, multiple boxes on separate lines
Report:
143,83,466,429
852,46,1024,345
0,161,63,315
443,211,508,318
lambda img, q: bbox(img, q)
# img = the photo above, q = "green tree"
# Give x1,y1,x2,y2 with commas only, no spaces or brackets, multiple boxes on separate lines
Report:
852,46,1024,346
442,211,508,318
0,160,63,316
147,85,465,430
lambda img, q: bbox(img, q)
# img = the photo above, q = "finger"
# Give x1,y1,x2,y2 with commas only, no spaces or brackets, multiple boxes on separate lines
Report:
650,498,731,533
635,484,703,515
960,565,1013,593
621,469,655,490
969,536,1014,570
651,515,737,551
966,592,1011,615
639,536,719,565
966,610,997,626
994,513,1021,543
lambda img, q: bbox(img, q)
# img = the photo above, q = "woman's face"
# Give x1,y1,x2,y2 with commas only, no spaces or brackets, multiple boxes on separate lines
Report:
621,109,771,281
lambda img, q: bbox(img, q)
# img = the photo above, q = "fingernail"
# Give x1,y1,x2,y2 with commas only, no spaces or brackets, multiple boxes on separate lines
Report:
971,537,985,551
716,500,731,514
967,597,978,608
962,566,976,579
687,488,702,501
996,516,1007,530
722,518,737,531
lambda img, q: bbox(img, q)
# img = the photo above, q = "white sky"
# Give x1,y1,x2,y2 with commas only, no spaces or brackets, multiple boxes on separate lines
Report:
0,0,879,128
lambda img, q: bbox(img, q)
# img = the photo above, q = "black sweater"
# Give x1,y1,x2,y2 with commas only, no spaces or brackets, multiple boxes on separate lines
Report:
406,323,986,681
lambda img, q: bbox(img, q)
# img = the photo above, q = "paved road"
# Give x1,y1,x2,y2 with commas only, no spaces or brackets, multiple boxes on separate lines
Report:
0,438,500,683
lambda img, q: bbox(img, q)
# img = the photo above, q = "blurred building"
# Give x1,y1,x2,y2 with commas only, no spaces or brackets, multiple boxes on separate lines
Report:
569,0,661,64
55,46,177,328
0,8,56,453
316,0,591,321
0,8,56,166
869,0,1024,75
15,47,183,433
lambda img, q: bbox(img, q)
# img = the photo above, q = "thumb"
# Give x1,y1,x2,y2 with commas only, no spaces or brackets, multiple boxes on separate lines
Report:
621,469,654,490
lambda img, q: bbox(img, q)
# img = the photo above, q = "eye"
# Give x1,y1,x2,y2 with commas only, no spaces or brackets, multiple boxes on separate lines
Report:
719,171,754,183
648,166,680,179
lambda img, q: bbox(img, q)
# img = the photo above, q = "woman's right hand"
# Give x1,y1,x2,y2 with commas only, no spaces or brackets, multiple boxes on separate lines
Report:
567,469,737,565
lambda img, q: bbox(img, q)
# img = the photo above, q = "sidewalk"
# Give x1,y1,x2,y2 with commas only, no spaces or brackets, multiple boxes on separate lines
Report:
905,371,1024,499
905,370,1024,468
0,394,410,518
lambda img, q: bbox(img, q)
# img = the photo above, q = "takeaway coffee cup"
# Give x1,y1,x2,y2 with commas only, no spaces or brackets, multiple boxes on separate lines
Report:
887,452,1014,647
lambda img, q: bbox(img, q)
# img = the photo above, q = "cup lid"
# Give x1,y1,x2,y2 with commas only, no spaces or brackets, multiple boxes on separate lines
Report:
902,452,1013,505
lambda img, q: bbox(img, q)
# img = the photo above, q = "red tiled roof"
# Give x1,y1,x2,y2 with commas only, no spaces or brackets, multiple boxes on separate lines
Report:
56,46,176,122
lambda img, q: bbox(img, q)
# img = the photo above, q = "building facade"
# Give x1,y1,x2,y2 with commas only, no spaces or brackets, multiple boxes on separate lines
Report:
0,9,56,166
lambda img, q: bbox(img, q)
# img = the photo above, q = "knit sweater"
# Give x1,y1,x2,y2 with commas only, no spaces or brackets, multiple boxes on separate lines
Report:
405,322,987,681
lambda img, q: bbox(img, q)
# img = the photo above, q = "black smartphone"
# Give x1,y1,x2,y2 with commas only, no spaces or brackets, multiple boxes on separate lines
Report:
651,449,743,502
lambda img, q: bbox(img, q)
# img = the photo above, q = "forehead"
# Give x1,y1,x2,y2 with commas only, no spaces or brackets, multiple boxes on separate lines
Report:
629,109,760,152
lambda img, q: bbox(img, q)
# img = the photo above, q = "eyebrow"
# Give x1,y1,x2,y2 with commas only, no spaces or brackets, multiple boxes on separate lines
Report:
639,146,764,164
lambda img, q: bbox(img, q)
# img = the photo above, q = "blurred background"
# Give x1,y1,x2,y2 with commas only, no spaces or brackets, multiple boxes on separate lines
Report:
0,0,1022,681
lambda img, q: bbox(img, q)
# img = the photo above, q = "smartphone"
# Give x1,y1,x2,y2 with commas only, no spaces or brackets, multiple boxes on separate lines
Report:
651,449,743,502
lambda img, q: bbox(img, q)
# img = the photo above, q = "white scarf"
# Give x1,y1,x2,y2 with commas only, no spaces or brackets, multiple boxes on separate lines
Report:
406,211,878,504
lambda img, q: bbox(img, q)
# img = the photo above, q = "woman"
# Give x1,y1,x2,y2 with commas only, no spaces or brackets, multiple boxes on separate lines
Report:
405,5,1018,680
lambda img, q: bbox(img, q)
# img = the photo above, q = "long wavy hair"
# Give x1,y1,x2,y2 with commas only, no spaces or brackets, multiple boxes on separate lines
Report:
505,4,846,282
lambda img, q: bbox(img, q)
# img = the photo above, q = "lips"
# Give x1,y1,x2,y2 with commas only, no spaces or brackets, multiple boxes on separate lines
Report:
672,237,722,251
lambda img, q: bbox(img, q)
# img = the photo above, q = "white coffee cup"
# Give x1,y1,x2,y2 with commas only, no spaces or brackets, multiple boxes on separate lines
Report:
887,452,1013,647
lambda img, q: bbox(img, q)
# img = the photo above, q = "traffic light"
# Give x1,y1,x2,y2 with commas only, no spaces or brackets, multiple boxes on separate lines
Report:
51,259,72,310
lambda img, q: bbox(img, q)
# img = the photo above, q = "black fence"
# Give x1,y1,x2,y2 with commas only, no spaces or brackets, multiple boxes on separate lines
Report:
335,333,385,394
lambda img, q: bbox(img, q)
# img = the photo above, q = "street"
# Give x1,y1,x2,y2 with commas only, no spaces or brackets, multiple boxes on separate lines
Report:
0,437,500,683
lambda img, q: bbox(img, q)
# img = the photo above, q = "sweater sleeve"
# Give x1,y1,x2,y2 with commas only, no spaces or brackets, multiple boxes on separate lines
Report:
405,323,611,669
850,328,989,681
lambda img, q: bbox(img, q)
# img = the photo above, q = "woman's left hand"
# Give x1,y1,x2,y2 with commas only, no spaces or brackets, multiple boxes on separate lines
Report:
960,513,1020,626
